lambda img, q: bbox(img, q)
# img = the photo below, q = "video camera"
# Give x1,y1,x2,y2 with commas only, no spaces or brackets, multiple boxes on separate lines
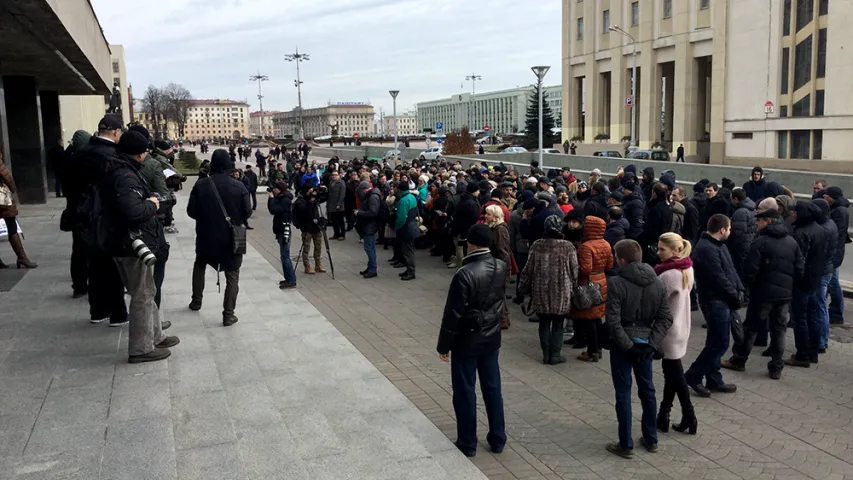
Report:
151,191,177,209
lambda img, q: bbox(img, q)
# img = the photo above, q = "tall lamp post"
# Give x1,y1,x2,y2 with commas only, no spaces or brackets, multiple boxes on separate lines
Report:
465,73,481,131
285,47,309,139
609,25,637,148
249,70,269,137
389,90,399,162
531,66,551,167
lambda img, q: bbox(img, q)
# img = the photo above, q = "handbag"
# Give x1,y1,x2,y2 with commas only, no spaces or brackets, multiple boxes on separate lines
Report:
0,183,12,207
572,281,604,310
208,179,247,255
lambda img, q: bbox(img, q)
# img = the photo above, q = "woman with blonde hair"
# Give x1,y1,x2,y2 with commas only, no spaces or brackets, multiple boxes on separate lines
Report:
654,232,696,435
485,204,512,329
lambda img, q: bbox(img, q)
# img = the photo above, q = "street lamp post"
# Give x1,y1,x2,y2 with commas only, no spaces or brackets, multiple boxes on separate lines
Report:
531,66,551,167
609,25,637,148
249,70,269,137
285,47,309,139
389,90,399,162
465,73,481,131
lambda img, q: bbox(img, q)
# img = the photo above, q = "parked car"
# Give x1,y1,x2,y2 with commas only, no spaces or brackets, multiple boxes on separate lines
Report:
384,149,401,160
501,146,529,154
627,149,670,161
418,146,443,161
593,150,623,158
532,148,561,154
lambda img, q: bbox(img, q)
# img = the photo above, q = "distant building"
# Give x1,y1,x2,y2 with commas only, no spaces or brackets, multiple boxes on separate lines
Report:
183,100,249,141
249,111,279,138
132,108,178,140
382,114,418,136
273,103,375,138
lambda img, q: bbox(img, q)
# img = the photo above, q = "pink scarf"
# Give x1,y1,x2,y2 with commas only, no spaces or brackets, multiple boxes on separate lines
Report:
654,256,693,276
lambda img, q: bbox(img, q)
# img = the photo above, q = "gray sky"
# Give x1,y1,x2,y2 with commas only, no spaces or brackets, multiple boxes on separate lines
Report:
91,0,562,117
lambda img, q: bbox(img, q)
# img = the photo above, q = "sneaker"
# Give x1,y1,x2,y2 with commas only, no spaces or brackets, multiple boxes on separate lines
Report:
721,359,745,372
707,383,737,394
129,347,171,364
161,321,171,331
363,271,377,279
188,300,202,311
109,320,129,327
223,315,239,327
640,437,658,453
156,336,180,348
605,442,634,459
784,355,811,368
164,226,179,234
246,226,254,230
90,318,107,324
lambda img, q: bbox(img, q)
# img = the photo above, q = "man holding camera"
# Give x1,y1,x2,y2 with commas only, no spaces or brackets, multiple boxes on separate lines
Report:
293,180,327,274
100,130,177,363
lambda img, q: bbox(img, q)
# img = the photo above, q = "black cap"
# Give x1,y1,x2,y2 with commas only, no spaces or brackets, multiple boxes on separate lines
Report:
466,224,493,248
98,115,123,131
128,124,150,139
397,181,410,191
826,186,845,200
154,140,171,151
117,131,149,155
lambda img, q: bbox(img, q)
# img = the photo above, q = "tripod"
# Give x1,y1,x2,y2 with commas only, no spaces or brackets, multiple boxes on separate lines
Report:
293,221,336,280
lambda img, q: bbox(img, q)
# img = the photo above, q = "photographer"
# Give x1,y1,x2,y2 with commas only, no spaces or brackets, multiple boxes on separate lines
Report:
100,131,177,364
293,179,327,274
268,180,297,289
153,140,185,234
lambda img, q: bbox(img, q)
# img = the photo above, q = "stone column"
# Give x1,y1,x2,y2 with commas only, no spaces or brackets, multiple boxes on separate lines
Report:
2,75,47,204
40,90,61,194
639,55,661,149
709,0,728,164
562,61,581,142
584,58,601,144
673,42,699,159
609,49,629,144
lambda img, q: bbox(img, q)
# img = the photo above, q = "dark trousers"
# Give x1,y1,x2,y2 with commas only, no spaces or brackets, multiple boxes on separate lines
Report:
685,299,731,388
330,211,346,238
792,288,820,362
450,349,506,454
610,347,657,450
731,300,790,372
537,314,564,363
659,358,694,418
575,318,600,355
250,192,257,211
676,154,685,162
400,238,415,274
70,230,89,294
345,210,355,231
514,252,528,299
153,255,167,309
191,258,240,318
88,251,127,323
162,203,174,227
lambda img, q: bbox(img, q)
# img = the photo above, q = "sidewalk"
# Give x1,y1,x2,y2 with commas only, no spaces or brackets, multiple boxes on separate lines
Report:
0,195,486,480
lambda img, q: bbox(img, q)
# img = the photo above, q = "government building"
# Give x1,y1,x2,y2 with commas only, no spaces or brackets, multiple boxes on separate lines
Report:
562,0,853,170
182,100,249,141
272,103,375,138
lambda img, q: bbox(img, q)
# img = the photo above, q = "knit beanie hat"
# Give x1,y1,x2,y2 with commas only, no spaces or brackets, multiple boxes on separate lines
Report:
467,224,493,248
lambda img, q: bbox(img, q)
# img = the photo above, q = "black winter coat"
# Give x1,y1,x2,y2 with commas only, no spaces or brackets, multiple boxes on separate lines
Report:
830,197,850,268
344,180,358,211
267,191,293,237
743,222,804,302
327,179,346,212
583,194,608,221
243,170,258,192
727,197,756,275
451,192,481,239
604,218,629,247
605,262,673,353
437,250,508,356
292,195,322,234
355,188,381,236
519,203,550,244
65,136,118,227
692,232,744,307
187,173,252,271
702,194,730,229
681,198,701,245
792,201,832,291
743,179,770,203
622,191,645,240
638,197,672,247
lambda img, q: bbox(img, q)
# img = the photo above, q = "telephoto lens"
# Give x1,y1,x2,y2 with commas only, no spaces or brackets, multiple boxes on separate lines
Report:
130,236,158,266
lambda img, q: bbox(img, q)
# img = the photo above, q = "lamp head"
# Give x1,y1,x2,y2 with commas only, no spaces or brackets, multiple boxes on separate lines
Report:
531,66,551,80
389,90,399,99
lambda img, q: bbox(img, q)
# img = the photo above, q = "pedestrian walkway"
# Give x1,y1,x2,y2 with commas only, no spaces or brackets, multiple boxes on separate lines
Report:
246,201,853,480
0,194,486,480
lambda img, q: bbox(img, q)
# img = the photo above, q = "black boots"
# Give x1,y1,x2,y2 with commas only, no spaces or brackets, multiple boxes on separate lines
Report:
656,410,670,433
672,414,698,435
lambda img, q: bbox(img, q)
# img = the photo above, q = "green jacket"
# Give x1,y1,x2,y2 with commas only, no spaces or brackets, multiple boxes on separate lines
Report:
138,154,170,197
395,190,418,231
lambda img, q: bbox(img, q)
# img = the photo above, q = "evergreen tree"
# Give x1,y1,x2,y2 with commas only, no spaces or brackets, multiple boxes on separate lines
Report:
523,84,557,150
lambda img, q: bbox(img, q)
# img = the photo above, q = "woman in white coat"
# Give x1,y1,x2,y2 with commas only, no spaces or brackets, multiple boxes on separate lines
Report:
654,232,697,435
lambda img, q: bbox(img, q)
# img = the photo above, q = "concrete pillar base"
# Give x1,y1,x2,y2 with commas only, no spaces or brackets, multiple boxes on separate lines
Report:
2,76,47,204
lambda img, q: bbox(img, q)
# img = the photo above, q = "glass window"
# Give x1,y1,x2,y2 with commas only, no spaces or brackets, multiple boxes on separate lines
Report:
796,0,813,32
815,89,825,115
577,17,584,39
793,94,811,117
602,10,610,32
663,0,672,18
781,47,790,94
794,35,812,91
814,130,823,159
778,131,788,158
700,0,710,8
783,0,792,35
780,105,788,117
817,28,827,78
112,62,120,73
791,130,810,158
631,2,640,25
820,0,828,15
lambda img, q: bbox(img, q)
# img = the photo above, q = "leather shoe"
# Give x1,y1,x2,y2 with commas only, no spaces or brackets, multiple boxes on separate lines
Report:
156,336,180,348
401,272,416,281
688,382,711,397
708,383,737,394
362,271,377,279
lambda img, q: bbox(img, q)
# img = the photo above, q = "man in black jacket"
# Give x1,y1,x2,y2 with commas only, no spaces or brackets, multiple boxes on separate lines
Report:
436,224,507,458
354,181,381,278
824,187,850,324
293,181,326,274
583,181,609,221
450,183,481,266
620,179,645,241
722,209,804,379
812,199,836,353
728,189,756,281
102,131,177,363
605,239,673,458
70,115,129,326
327,169,347,240
187,149,252,326
243,165,258,211
638,183,673,265
701,183,729,229
787,201,832,367
686,214,744,397
640,167,655,203
268,180,297,289
673,186,701,245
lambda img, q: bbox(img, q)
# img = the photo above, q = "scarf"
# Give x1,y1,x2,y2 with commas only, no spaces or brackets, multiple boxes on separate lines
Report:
654,256,693,276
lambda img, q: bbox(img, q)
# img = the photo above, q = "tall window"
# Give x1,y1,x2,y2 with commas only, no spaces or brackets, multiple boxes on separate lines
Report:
631,2,640,25
814,130,823,159
793,94,811,117
815,89,825,116
796,0,813,32
791,130,810,159
794,35,812,90
663,0,672,18
112,61,120,74
778,131,788,159
781,47,790,94
820,0,828,15
602,10,610,32
700,0,710,8
577,17,584,39
817,28,827,78
783,0,791,35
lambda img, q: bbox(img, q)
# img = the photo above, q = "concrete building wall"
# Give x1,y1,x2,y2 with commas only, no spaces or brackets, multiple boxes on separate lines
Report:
183,100,248,141
45,0,112,91
249,111,277,137
109,45,130,128
382,115,418,136
58,95,104,145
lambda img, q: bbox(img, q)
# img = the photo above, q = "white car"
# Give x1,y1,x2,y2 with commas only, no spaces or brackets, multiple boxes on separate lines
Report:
501,146,528,154
418,146,443,161
383,149,401,160
532,148,561,154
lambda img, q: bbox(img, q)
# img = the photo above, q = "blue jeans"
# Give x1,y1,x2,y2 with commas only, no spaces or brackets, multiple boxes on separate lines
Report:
793,288,820,361
810,273,832,349
362,233,377,273
278,234,297,284
610,347,657,450
685,299,731,389
450,349,506,454
829,268,844,322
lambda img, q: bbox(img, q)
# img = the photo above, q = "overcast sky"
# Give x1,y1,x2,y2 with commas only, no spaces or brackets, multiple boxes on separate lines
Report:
90,0,562,116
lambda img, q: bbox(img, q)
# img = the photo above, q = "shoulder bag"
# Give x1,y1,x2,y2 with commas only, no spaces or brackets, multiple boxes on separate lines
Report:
0,181,12,207
209,179,247,255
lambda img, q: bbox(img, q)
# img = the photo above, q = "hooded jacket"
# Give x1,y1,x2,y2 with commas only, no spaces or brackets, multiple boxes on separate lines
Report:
743,167,768,202
604,217,630,247
744,221,804,302
622,190,646,240
640,167,655,203
138,153,170,198
356,187,382,236
572,217,613,319
776,194,796,233
508,208,529,254
451,192,481,239
638,195,672,247
792,201,832,291
605,261,673,353
267,189,293,237
814,199,838,276
583,193,608,221
728,197,756,273
692,232,744,307
680,198,701,245
830,196,850,268
65,136,118,226
670,200,685,237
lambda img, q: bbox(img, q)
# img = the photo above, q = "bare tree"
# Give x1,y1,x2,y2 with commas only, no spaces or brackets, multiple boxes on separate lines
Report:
163,83,193,139
140,85,167,138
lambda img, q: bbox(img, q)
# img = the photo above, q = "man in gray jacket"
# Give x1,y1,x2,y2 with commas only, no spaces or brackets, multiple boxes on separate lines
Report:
605,239,673,459
327,169,347,240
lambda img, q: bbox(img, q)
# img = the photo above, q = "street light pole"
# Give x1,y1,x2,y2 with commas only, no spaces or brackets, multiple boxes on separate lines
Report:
389,90,399,162
531,66,551,167
249,70,269,137
285,47,310,139
610,25,637,148
465,73,481,131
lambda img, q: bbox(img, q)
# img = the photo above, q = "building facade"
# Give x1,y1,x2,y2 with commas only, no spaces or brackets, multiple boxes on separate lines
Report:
183,100,249,141
562,0,852,167
132,109,178,140
382,114,419,136
249,111,278,138
272,103,375,138
417,85,561,135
